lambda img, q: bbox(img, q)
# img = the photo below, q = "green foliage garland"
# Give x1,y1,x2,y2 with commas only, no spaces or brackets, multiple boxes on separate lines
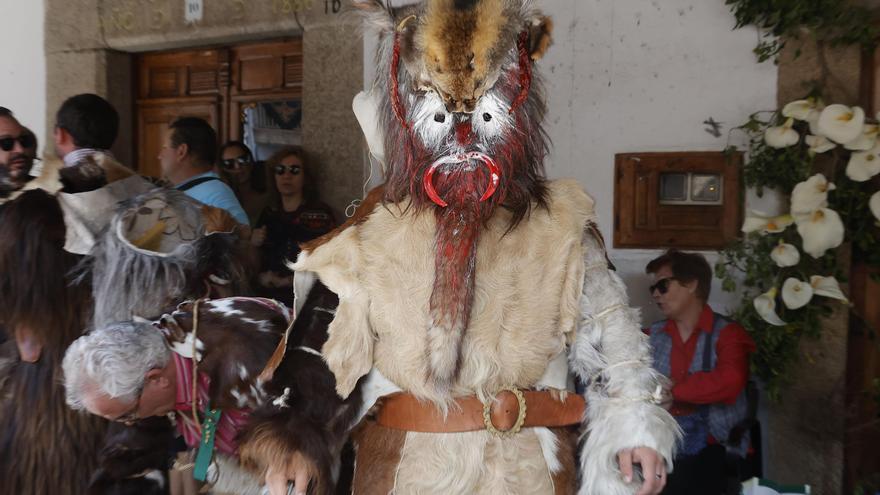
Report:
726,0,879,62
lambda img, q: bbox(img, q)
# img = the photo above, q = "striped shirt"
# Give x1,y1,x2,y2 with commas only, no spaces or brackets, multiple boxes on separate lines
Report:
172,352,250,457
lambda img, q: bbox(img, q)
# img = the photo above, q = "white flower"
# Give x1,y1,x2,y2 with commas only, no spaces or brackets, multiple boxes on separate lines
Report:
809,275,848,302
782,99,819,121
742,212,794,234
870,191,880,222
764,118,800,148
844,124,879,151
796,208,845,258
846,142,880,182
782,278,814,310
754,288,786,326
770,242,800,267
805,134,836,154
817,104,865,144
791,174,835,216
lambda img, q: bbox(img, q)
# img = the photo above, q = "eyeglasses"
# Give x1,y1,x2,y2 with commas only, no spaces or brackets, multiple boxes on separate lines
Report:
113,390,143,424
649,277,677,295
0,134,35,152
220,156,252,170
274,164,301,176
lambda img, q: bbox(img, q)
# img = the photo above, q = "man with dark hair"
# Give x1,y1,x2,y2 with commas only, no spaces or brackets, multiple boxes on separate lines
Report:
645,249,756,495
0,107,36,196
159,117,248,225
53,93,119,167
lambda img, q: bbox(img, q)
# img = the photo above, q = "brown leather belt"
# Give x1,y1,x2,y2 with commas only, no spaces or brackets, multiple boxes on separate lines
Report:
375,388,586,437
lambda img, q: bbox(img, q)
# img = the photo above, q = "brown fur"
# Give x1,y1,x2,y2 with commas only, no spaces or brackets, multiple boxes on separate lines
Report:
419,0,513,112
350,420,405,494
301,184,385,254
551,427,579,495
529,16,553,60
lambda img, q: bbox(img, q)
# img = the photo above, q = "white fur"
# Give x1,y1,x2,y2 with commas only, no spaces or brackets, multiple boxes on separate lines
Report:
472,91,513,143
143,470,165,489
353,367,403,427
292,268,316,317
207,453,264,495
534,427,562,474
571,230,682,494
207,299,245,317
410,90,453,150
536,351,570,391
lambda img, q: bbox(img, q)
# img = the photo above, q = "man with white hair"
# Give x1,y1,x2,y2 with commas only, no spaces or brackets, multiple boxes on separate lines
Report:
63,290,359,495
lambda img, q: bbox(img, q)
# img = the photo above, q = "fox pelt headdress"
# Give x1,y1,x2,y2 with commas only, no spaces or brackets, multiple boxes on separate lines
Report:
354,0,554,389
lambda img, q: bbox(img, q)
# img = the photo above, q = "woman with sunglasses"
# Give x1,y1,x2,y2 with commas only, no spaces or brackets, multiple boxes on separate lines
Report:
252,145,336,306
218,141,268,225
644,249,756,495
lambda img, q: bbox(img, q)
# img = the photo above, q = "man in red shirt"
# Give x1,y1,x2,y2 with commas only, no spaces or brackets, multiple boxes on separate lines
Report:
646,249,756,495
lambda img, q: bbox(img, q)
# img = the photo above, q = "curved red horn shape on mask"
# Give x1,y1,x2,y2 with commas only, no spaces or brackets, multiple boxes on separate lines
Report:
423,152,501,208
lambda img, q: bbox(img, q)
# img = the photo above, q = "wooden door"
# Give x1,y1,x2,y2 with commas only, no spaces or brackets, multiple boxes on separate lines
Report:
134,39,303,177
137,100,219,178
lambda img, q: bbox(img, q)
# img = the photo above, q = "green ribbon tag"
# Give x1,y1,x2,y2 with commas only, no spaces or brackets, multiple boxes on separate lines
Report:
193,408,222,482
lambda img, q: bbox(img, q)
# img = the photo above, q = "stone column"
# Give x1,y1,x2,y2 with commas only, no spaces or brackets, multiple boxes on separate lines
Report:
766,39,861,494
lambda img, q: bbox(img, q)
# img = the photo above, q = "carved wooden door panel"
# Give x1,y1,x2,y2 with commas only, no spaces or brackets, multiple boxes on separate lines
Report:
135,39,302,177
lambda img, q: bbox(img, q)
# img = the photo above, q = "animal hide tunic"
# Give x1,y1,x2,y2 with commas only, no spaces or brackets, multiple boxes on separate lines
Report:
294,179,680,494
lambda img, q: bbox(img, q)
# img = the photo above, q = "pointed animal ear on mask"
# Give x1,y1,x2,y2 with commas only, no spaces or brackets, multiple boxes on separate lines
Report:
527,15,553,61
350,0,397,33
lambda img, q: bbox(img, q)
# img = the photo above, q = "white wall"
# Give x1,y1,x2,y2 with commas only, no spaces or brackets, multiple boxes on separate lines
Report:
539,0,777,324
361,0,777,323
0,0,46,151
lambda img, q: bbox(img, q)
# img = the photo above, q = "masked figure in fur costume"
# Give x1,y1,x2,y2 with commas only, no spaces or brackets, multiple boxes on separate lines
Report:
233,1,681,494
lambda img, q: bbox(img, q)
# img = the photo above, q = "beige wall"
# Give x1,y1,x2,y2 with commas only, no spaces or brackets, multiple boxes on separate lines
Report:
44,0,364,214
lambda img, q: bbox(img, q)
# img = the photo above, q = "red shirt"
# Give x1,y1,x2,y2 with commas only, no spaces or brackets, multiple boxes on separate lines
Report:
663,305,756,417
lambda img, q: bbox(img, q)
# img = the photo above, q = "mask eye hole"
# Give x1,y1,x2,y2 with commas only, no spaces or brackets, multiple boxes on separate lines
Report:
434,113,446,123
482,113,492,122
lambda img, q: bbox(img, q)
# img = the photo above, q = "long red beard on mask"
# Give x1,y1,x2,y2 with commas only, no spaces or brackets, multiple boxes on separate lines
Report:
384,31,544,390
425,163,493,387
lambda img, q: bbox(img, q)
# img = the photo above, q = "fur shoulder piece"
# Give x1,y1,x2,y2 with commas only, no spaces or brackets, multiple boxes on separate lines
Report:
153,298,290,410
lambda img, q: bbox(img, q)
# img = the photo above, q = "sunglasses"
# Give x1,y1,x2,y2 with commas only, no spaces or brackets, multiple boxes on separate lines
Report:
220,156,252,170
274,164,301,176
649,277,677,295
0,134,35,152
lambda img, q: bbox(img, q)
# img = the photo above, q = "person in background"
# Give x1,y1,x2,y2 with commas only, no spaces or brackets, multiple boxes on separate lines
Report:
0,107,36,195
645,249,757,495
158,117,249,226
218,140,268,225
253,146,335,306
53,93,118,168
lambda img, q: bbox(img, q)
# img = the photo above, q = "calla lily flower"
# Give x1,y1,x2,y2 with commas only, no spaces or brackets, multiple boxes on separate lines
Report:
791,174,835,216
782,277,814,310
817,104,865,144
796,208,845,258
844,124,880,151
846,143,880,182
764,118,800,148
782,99,820,121
754,288,787,326
770,242,800,267
870,191,880,222
809,276,848,302
742,212,794,234
805,134,836,154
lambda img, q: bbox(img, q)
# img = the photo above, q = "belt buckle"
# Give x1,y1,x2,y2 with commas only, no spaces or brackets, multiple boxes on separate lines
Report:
483,386,527,438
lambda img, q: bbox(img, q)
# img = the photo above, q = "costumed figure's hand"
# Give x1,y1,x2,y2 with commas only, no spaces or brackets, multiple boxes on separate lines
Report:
251,226,267,247
265,452,316,495
617,447,667,495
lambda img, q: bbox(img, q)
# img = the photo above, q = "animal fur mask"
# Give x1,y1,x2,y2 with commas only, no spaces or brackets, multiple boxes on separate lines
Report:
355,0,553,390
